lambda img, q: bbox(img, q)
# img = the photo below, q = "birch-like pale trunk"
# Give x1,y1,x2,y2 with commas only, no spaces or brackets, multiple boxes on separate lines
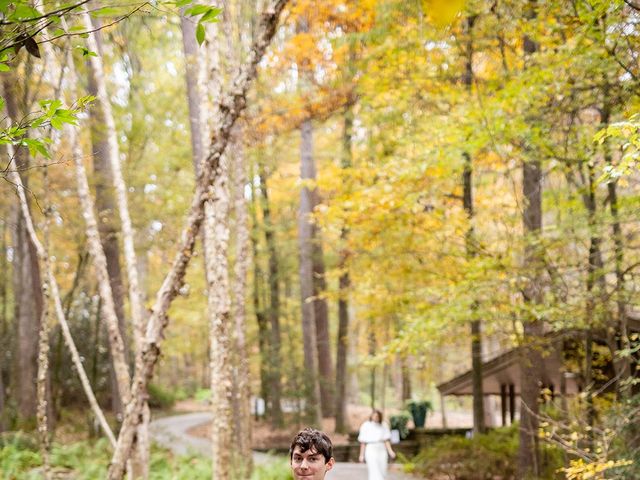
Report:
80,11,149,475
63,56,132,410
80,10,145,357
36,217,52,480
5,142,117,446
222,9,253,464
205,14,235,479
230,126,253,472
181,11,234,479
108,3,288,477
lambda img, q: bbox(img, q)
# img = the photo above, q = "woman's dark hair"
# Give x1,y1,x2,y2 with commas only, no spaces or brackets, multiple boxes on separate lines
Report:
289,428,333,463
370,409,383,422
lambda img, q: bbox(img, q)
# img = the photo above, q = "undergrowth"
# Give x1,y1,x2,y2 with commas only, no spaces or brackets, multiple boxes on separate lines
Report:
0,434,292,479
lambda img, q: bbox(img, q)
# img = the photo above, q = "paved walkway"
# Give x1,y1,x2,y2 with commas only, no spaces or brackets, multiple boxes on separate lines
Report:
149,412,413,479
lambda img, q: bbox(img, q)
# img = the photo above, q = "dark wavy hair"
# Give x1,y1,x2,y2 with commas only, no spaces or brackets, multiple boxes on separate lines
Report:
289,428,333,463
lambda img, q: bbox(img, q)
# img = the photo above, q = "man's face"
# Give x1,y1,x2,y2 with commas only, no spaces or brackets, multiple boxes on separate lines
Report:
290,446,335,480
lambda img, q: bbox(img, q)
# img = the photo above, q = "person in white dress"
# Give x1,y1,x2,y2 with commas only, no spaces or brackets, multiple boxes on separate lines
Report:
358,409,396,480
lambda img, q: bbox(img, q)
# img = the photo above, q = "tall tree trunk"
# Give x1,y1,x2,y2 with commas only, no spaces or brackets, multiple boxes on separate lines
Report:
400,358,411,402
259,167,284,427
312,230,334,418
85,39,129,419
182,12,235,478
0,208,7,433
81,11,149,475
518,159,544,478
518,3,544,477
36,160,54,478
335,103,353,433
206,13,236,480
67,45,132,412
250,178,271,410
230,125,253,475
298,118,322,426
3,74,43,427
6,139,117,446
601,105,632,397
461,14,485,436
108,4,289,475
204,158,233,480
583,160,603,442
81,12,145,359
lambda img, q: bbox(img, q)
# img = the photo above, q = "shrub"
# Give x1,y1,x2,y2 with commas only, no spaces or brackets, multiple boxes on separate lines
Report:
390,413,411,440
0,436,294,479
407,425,562,480
251,457,294,480
194,388,212,403
147,383,177,409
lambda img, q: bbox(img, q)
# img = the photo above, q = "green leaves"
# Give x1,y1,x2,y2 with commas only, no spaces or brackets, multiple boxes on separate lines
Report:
75,45,97,57
196,23,206,46
12,3,40,20
186,4,222,23
184,3,222,45
0,96,95,160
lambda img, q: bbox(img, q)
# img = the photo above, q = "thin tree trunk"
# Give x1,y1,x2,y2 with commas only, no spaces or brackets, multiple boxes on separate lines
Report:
400,358,411,402
81,10,145,359
259,167,284,427
108,4,289,475
518,3,543,476
3,74,43,427
251,178,271,410
335,103,353,433
85,36,129,418
601,105,632,397
6,142,117,446
461,14,485,436
312,230,334,418
0,196,7,433
36,164,53,479
463,152,484,435
204,12,236,479
66,51,132,409
230,125,253,475
518,158,544,478
583,160,602,443
80,12,149,475
298,118,322,426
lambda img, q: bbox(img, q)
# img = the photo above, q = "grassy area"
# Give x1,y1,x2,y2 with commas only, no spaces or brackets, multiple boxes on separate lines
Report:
0,434,292,480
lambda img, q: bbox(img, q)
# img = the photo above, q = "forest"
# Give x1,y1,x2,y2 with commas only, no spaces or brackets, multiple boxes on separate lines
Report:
1,0,639,479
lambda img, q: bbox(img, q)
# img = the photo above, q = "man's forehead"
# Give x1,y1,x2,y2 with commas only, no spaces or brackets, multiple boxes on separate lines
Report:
293,445,319,456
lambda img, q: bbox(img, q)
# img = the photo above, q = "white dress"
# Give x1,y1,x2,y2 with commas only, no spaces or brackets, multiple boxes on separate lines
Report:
358,420,391,480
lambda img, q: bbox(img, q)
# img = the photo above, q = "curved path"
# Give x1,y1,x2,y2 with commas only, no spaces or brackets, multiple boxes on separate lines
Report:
149,412,413,479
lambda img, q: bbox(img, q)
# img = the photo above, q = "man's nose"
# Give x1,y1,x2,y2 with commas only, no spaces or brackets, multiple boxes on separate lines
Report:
300,458,310,469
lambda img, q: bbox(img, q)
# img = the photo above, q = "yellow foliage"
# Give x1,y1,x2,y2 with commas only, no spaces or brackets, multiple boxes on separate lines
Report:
423,0,465,27
562,459,633,480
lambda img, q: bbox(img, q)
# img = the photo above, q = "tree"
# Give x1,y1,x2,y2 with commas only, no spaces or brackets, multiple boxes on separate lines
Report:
107,2,289,476
3,70,44,428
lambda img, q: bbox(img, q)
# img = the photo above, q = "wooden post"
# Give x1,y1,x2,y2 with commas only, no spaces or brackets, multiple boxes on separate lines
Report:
439,392,447,429
509,384,516,424
500,384,507,427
